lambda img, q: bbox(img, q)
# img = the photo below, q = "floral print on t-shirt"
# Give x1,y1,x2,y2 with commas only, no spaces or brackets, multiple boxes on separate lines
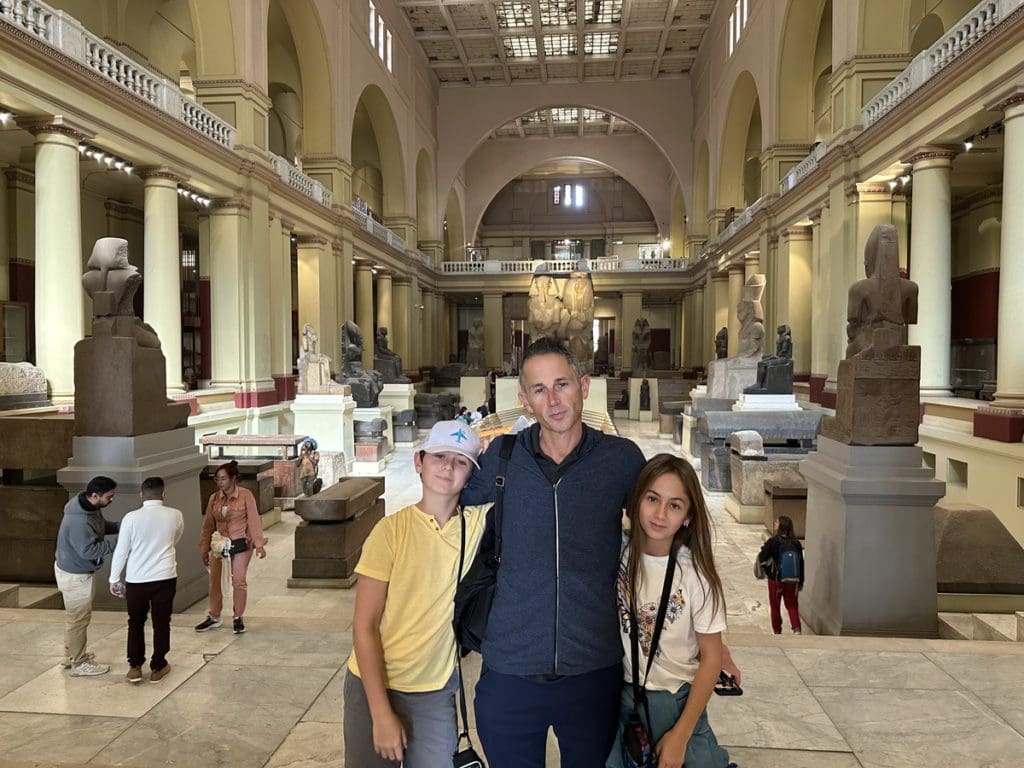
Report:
617,561,685,658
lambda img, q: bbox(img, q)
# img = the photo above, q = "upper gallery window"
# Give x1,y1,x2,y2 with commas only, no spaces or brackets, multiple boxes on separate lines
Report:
728,0,750,56
552,183,585,208
369,1,394,73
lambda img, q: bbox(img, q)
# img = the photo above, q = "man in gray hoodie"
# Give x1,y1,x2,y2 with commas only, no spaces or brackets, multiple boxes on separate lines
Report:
54,476,119,676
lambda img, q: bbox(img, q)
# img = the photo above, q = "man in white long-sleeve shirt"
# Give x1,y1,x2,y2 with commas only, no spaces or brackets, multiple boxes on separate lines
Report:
108,477,184,684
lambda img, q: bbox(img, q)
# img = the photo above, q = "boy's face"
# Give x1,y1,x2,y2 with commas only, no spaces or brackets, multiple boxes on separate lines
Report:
415,450,474,495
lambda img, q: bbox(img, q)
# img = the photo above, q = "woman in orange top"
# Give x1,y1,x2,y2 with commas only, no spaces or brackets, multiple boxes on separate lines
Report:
195,460,267,634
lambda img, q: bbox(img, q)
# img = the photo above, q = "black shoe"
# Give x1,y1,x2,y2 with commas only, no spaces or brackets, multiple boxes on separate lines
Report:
233,618,246,634
195,616,221,632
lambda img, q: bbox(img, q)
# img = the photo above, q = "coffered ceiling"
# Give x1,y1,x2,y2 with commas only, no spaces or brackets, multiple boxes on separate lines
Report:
397,0,716,86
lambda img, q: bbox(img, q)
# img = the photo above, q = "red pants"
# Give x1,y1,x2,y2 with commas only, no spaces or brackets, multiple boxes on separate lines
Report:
768,579,801,634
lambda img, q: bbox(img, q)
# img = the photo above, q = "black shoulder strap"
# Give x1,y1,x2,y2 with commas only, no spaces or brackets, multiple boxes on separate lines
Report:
628,555,676,726
456,507,472,748
492,432,516,563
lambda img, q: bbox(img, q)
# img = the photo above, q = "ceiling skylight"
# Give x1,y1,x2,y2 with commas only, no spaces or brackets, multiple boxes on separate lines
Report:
504,36,538,57
549,107,579,123
585,32,619,55
544,34,577,56
539,0,576,26
496,2,533,28
586,0,624,24
582,108,609,122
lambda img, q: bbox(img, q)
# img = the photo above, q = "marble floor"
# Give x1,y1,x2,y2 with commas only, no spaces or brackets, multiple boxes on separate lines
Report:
1,420,1023,767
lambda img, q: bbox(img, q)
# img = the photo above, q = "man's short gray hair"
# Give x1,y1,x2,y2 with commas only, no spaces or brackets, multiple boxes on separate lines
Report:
519,337,584,389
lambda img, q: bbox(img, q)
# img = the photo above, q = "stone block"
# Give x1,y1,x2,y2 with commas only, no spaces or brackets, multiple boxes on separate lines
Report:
0,486,67,539
0,417,75,470
355,439,388,461
0,539,62,582
730,430,764,457
934,501,1024,594
764,482,808,538
269,458,302,498
294,476,384,522
292,549,362,579
821,347,921,446
294,499,385,560
706,356,758,399
702,410,824,442
394,424,416,444
700,442,732,491
730,453,806,507
972,408,1024,443
317,450,347,490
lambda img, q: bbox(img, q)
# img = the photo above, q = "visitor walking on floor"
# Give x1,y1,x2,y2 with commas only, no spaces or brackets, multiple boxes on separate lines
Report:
344,420,489,766
108,476,184,684
54,475,119,676
758,515,804,634
195,460,267,635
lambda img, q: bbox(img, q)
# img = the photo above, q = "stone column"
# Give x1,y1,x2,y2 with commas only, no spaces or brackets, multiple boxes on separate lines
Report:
30,122,84,400
0,169,8,302
994,93,1024,405
779,227,813,378
906,149,956,397
139,169,185,392
621,290,643,373
392,277,412,367
703,271,715,364
297,236,336,373
421,288,435,367
483,291,504,369
433,292,446,363
269,219,294,380
355,262,374,370
376,271,393,341
691,286,705,368
449,301,460,362
208,199,247,388
727,266,744,356
677,295,686,370
339,238,354,326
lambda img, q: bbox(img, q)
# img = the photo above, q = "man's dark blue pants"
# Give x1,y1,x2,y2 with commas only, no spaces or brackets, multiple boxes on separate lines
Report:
475,664,622,767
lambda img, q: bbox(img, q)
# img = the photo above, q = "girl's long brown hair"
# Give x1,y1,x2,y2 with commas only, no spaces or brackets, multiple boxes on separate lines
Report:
625,453,725,619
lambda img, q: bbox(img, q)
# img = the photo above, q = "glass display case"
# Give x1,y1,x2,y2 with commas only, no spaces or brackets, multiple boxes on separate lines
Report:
0,301,29,362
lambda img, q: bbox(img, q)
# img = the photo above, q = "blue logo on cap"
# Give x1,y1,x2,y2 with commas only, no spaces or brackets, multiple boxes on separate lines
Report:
450,428,469,444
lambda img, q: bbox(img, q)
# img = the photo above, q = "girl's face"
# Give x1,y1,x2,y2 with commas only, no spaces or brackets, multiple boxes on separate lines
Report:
637,472,691,556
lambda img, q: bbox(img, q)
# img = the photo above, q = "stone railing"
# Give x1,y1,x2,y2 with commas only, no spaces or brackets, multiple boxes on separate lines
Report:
0,0,236,149
351,205,406,251
439,257,690,275
269,153,332,208
779,142,828,195
862,0,1023,128
717,195,768,245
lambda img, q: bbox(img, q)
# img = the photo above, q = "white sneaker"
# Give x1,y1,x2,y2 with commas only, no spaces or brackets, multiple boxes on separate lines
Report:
62,652,95,669
69,659,110,676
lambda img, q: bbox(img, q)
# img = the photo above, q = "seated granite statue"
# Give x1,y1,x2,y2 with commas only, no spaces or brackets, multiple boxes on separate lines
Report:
336,320,383,407
466,318,485,373
76,237,189,436
373,327,409,383
715,327,729,359
705,274,767,400
744,324,794,395
298,323,345,395
822,223,922,445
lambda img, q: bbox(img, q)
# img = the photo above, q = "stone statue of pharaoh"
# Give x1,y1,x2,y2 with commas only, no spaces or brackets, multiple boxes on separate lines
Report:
374,327,409,383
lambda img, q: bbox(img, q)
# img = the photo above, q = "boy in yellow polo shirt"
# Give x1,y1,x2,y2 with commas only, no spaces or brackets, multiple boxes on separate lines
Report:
344,420,489,767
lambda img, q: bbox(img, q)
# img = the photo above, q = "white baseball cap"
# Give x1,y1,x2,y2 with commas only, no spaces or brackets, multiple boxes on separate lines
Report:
421,420,481,469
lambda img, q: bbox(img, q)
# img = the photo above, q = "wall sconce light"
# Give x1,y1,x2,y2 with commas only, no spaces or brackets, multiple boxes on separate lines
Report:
78,141,133,174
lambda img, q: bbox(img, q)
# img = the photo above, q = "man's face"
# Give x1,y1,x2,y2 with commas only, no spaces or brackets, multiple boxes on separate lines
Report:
518,353,590,436
88,490,115,508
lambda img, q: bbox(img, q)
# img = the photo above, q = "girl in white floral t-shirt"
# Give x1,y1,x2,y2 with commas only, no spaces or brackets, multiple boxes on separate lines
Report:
607,454,733,768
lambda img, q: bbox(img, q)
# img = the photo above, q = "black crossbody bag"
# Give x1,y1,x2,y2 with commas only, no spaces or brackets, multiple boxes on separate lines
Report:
452,433,516,655
622,556,676,768
453,505,485,768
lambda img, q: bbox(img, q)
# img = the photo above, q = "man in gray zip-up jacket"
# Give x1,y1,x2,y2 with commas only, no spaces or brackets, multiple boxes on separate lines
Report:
54,476,119,676
462,337,646,767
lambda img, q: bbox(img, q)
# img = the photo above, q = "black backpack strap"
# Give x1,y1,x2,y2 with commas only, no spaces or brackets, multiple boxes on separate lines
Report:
455,508,472,749
492,433,516,563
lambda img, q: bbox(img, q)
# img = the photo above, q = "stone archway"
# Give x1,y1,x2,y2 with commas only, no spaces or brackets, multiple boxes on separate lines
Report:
352,85,407,220
187,0,238,78
776,0,831,144
716,71,762,211
670,185,687,258
443,189,465,260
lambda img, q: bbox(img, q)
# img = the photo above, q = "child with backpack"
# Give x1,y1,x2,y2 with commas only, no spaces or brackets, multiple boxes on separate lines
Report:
758,515,804,634
607,454,733,768
343,421,490,766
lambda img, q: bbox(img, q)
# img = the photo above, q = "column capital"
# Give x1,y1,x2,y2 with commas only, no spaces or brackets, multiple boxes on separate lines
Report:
19,115,91,141
984,84,1024,116
209,196,251,212
902,146,958,167
808,207,823,225
3,167,33,186
354,260,374,274
482,289,505,298
393,275,413,286
727,262,745,274
783,225,812,241
848,181,892,202
744,250,762,263
136,166,187,184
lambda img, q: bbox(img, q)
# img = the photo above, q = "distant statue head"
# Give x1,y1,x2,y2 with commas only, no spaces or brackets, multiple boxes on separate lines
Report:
82,237,140,316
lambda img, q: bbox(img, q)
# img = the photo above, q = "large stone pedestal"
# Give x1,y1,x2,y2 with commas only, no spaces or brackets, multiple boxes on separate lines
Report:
799,436,945,637
379,382,415,415
706,356,758,399
352,406,393,475
57,428,208,611
291,392,356,472
733,393,801,412
460,376,488,411
628,378,658,421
